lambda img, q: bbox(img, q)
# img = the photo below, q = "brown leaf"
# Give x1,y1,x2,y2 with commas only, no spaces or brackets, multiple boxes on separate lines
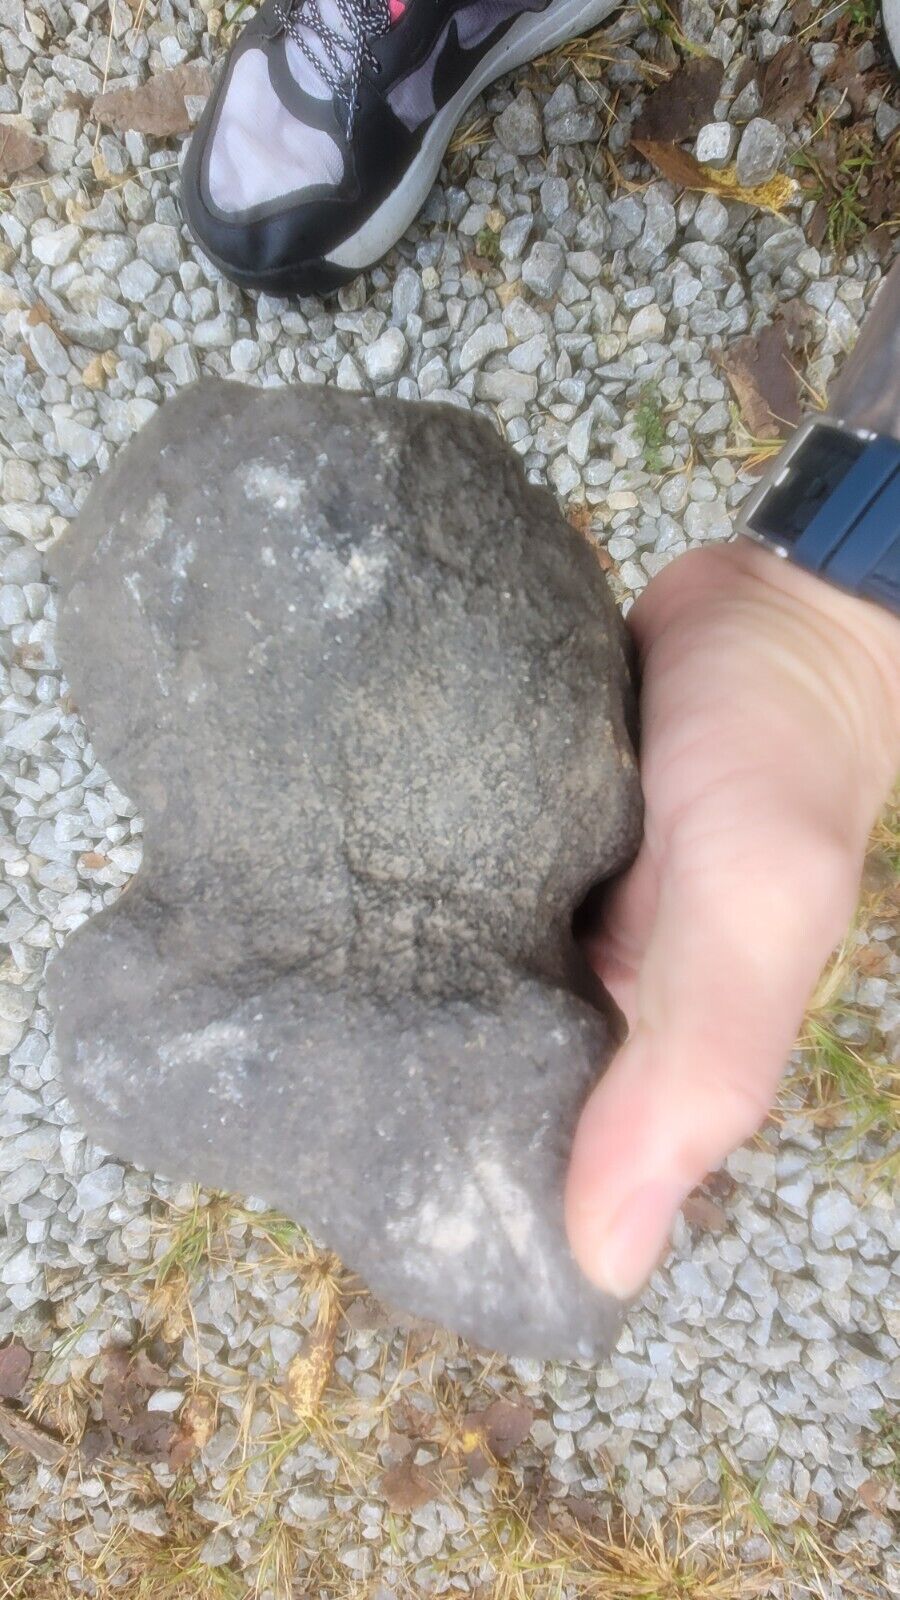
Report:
92,61,213,138
0,1343,32,1400
759,42,819,127
168,1391,215,1471
393,1396,440,1439
827,48,874,117
719,319,801,438
704,1170,737,1202
857,1476,886,1513
461,1398,533,1475
131,1350,170,1389
0,123,43,179
381,1459,441,1513
283,1310,338,1418
632,57,724,143
80,1423,115,1464
100,1347,179,1461
632,139,795,212
0,1400,67,1466
682,1192,728,1232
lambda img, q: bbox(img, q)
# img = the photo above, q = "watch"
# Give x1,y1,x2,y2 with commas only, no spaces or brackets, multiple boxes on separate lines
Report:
735,258,900,620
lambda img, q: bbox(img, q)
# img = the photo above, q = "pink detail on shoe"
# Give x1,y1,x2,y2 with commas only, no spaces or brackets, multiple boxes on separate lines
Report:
389,0,406,20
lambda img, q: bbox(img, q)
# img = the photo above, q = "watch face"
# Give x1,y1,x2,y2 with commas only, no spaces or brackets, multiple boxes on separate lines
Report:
747,423,865,546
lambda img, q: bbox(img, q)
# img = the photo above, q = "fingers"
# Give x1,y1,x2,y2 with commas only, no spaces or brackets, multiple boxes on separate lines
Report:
566,813,860,1300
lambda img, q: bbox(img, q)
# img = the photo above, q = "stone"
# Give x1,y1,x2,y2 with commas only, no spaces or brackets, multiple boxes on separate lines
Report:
75,1162,125,1212
48,380,642,1361
137,222,182,274
735,118,786,188
32,224,81,266
627,304,666,344
458,321,507,374
694,121,737,168
522,241,565,299
363,327,407,384
494,89,543,157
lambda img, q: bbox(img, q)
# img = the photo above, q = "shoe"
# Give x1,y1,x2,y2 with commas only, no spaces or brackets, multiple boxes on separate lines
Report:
181,0,620,296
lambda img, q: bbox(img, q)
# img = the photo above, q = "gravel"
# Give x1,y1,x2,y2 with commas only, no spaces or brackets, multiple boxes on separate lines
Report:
735,116,787,187
694,120,738,167
0,0,897,1592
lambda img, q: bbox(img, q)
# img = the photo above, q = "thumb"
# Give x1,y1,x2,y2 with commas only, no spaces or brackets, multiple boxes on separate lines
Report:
565,813,860,1300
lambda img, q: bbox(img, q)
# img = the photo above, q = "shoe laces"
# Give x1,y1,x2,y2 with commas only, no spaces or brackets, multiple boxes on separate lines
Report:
273,0,393,130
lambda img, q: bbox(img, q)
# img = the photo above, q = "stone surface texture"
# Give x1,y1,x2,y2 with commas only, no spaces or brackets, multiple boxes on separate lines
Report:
48,380,641,1360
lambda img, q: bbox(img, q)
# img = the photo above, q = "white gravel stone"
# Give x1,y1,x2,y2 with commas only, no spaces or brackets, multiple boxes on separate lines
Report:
494,89,543,156
137,223,183,274
31,224,82,267
54,417,100,469
27,321,69,377
75,1163,125,1212
627,304,666,343
735,117,786,187
695,121,738,168
364,327,408,384
521,241,565,299
458,322,507,373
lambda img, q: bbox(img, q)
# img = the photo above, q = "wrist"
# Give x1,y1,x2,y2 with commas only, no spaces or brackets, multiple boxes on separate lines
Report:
732,535,900,798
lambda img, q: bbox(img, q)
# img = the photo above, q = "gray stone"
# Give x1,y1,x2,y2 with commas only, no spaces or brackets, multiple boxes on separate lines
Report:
458,321,507,374
522,241,565,299
730,75,763,123
494,89,543,157
694,121,738,168
363,327,407,384
75,1162,125,1212
545,107,600,145
137,222,182,274
735,118,786,188
48,380,641,1361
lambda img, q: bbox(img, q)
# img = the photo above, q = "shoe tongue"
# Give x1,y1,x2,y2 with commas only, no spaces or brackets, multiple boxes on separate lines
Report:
284,0,404,102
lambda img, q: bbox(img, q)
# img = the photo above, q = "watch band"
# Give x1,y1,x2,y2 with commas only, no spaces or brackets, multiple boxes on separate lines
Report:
738,418,900,618
737,259,900,620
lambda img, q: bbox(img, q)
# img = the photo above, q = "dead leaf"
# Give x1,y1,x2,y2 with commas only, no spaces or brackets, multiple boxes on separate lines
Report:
566,503,595,541
393,1396,440,1439
719,319,801,438
827,47,874,118
682,1192,728,1232
857,1477,886,1512
0,123,43,180
461,1398,533,1476
92,61,213,138
100,1346,179,1462
632,57,724,143
704,1170,737,1202
632,139,796,212
0,1400,67,1466
759,42,819,127
80,1424,115,1464
0,1343,32,1400
283,1311,338,1418
168,1391,216,1471
381,1458,441,1513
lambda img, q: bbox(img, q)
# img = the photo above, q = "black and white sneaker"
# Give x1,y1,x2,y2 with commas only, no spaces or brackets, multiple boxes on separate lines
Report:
181,0,619,296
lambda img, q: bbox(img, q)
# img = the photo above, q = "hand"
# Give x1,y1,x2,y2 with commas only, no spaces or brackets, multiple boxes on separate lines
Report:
565,536,900,1299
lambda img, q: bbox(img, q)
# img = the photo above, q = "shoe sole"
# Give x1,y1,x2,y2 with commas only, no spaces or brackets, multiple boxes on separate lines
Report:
185,0,620,296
